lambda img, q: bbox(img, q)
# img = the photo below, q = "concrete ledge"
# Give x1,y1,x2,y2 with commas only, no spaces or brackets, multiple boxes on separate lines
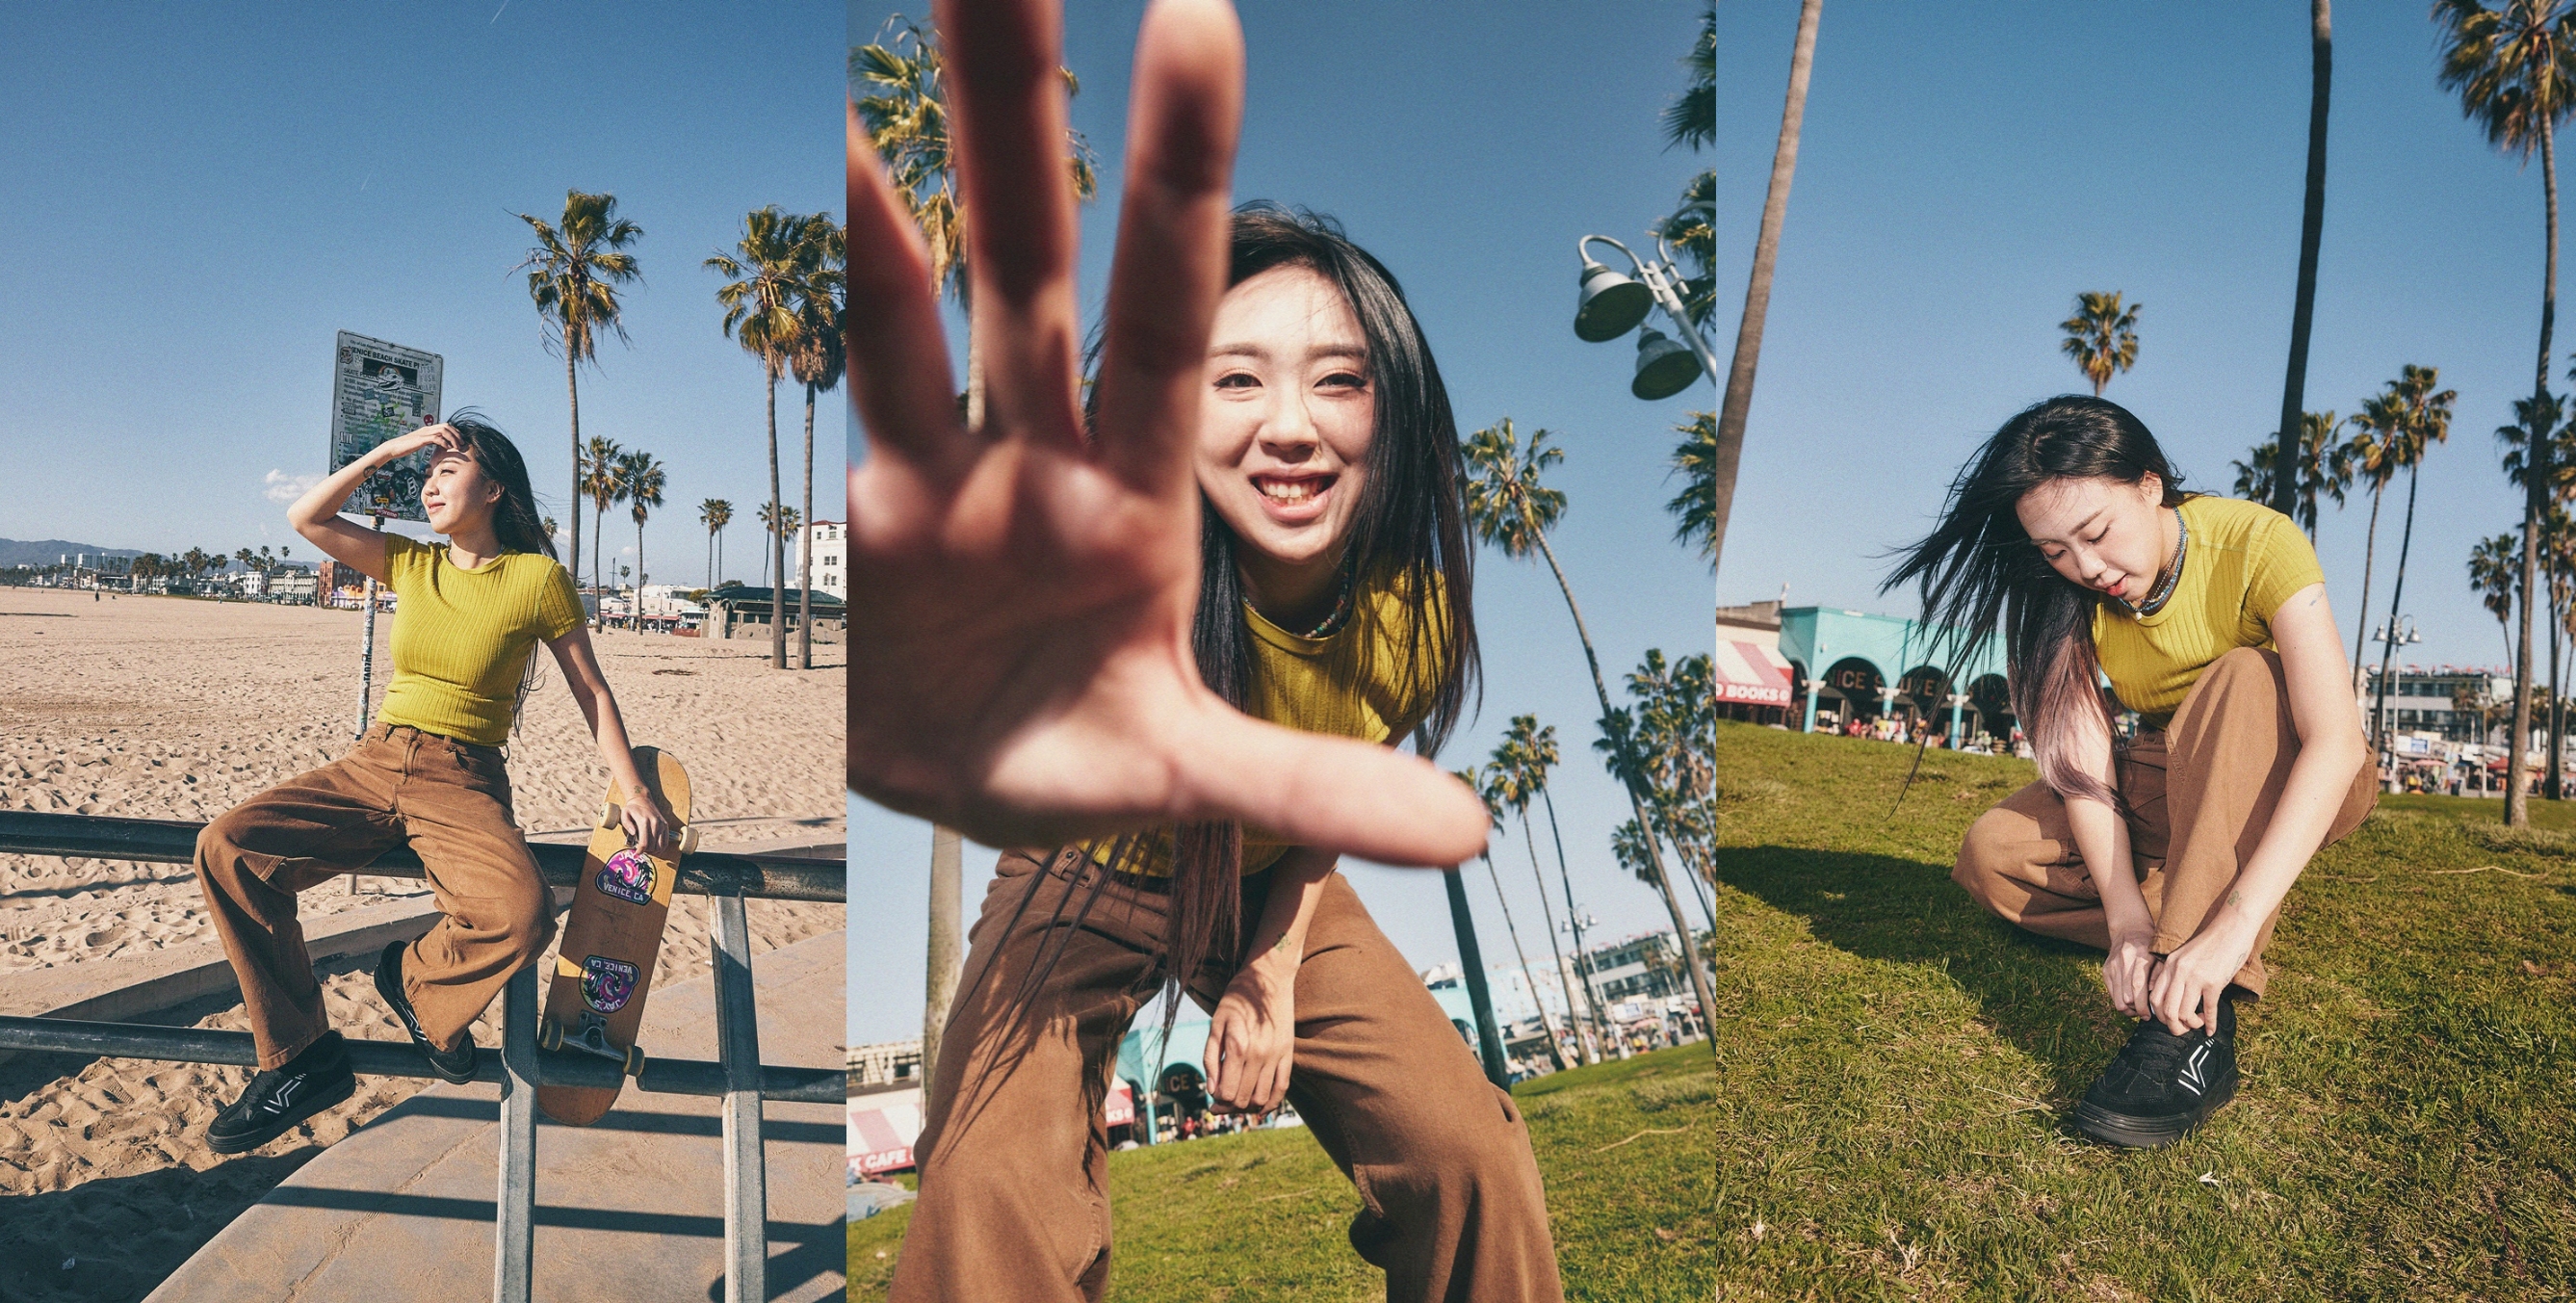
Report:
146,929,847,1303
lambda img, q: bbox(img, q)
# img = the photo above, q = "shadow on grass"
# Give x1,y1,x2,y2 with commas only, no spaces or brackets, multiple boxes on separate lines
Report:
1712,844,2128,1101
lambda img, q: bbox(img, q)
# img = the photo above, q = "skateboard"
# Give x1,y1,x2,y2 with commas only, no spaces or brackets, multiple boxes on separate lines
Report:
535,747,697,1126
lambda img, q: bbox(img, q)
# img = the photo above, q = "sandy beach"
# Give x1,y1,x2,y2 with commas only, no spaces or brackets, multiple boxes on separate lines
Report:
0,585,843,1302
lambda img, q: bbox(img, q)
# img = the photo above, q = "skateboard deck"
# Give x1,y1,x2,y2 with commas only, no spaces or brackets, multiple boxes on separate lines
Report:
535,747,695,1126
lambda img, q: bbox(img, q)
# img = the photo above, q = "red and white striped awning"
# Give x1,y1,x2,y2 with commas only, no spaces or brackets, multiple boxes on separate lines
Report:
1713,639,1795,706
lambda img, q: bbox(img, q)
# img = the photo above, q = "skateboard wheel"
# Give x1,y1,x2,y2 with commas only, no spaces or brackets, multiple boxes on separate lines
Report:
678,826,700,856
598,801,618,829
537,1019,561,1053
624,1045,645,1078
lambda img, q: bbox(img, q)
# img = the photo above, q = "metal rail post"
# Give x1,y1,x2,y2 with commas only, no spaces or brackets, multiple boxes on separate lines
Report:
711,889,768,1303
492,964,539,1303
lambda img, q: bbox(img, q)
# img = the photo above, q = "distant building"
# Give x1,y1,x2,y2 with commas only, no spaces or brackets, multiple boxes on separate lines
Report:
848,1038,923,1089
794,521,846,600
2361,665,2513,745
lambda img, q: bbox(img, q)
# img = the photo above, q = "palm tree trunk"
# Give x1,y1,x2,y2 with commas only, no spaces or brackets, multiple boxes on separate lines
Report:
2351,482,2383,696
1522,517,1720,1061
1707,0,1821,583
1518,809,1591,1066
2273,0,2332,521
926,333,986,1097
1536,786,1604,1056
767,366,786,670
2373,463,2423,758
2510,120,2558,829
922,825,962,1097
800,382,816,671
567,352,583,607
1478,851,1571,1075
2550,567,2564,799
635,512,646,623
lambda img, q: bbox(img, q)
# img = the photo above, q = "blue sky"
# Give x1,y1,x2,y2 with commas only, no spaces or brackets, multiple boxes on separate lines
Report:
1712,3,2565,678
847,0,1716,1044
0,2,845,586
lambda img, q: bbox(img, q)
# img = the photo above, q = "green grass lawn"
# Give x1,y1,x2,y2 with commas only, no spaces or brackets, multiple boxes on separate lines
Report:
851,724,2575,1299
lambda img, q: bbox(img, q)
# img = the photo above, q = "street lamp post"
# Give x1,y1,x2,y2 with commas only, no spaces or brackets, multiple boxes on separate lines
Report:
2369,613,2422,776
1573,235,1723,401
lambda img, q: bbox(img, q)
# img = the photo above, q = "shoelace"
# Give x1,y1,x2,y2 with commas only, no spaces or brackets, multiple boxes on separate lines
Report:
2106,1021,2201,1085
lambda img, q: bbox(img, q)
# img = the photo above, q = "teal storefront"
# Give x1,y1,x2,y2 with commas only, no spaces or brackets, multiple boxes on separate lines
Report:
1777,607,2012,744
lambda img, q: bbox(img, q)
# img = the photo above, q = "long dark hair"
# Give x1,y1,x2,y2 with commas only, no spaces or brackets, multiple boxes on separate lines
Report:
443,411,557,560
1882,395,2184,807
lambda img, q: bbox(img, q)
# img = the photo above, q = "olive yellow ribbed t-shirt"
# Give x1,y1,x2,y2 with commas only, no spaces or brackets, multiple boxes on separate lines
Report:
2092,495,2326,727
377,534,585,746
1087,575,1450,877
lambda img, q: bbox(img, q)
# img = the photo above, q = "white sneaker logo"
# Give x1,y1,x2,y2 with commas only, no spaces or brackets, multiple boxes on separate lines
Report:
262,1077,305,1116
2177,1042,2211,1098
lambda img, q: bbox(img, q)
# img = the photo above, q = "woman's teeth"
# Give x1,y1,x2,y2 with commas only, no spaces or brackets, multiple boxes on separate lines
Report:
1258,479,1322,504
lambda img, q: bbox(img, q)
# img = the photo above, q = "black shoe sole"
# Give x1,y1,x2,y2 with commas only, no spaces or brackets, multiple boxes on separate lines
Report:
207,1070,357,1155
375,941,480,1085
2072,1076,2237,1150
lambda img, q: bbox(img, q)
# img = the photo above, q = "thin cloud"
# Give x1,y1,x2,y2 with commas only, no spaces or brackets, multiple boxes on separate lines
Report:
263,469,322,504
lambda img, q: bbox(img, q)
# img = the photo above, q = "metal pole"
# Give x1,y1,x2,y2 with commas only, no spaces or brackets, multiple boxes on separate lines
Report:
1636,259,1727,384
492,964,538,1303
1441,867,1511,1090
355,514,383,741
712,891,768,1303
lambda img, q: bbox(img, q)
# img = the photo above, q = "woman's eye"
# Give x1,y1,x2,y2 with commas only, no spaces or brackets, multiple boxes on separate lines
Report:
1317,371,1366,390
1213,373,1260,389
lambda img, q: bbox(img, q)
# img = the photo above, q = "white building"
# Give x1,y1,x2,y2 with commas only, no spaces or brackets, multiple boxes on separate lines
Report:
794,520,846,600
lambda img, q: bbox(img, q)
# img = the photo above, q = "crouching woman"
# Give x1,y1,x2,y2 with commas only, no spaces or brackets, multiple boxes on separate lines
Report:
1886,395,2374,1149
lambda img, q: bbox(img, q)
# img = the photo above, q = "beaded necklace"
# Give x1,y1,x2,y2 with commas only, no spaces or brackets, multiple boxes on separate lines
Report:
2125,506,2189,616
1297,559,1361,638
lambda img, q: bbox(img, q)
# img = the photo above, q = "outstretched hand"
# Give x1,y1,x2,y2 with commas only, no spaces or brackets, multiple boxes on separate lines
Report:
846,0,1486,867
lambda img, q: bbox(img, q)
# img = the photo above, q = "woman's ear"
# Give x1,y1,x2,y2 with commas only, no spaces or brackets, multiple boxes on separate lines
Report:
2138,471,2163,504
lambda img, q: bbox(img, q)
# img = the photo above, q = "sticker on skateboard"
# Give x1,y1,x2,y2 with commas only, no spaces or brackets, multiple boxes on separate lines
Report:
581,955,638,1012
595,847,655,905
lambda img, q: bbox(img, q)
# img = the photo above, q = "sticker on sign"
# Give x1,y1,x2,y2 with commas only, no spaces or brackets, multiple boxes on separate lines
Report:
329,331,444,522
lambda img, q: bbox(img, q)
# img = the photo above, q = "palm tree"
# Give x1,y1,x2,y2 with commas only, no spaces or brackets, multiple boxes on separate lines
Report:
856,14,1102,1098
1461,417,1718,1057
2232,411,2354,539
788,215,846,671
2474,532,2524,671
2273,0,2337,520
619,451,665,607
581,435,625,614
756,503,799,589
1458,766,1572,1075
1705,0,1819,583
1505,716,1606,1060
514,190,643,601
709,205,814,671
1667,410,1718,563
2366,366,2458,753
2343,397,2407,693
2435,0,2576,826
699,498,731,589
2501,390,2574,793
1486,733,1598,1065
2059,292,2143,396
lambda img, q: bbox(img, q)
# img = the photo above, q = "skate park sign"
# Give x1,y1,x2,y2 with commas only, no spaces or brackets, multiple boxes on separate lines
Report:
328,330,443,522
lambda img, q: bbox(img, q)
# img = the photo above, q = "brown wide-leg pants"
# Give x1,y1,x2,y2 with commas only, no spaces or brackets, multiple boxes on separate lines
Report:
888,847,1564,1303
1954,646,2376,996
194,722,556,1069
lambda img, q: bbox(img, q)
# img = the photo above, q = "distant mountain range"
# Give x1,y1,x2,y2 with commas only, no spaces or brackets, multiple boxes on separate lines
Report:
0,539,141,568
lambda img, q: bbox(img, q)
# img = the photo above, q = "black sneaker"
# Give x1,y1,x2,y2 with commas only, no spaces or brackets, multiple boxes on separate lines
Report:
207,1031,356,1154
375,939,479,1084
2073,996,2238,1149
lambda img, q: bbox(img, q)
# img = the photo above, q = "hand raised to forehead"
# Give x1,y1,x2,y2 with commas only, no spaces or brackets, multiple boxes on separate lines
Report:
846,0,1486,867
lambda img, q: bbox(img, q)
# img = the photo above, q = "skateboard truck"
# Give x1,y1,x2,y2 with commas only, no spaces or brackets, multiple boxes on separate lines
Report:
539,1012,647,1078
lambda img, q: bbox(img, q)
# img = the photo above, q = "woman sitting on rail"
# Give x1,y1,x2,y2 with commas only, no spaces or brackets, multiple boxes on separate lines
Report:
1886,395,2374,1149
193,415,671,1155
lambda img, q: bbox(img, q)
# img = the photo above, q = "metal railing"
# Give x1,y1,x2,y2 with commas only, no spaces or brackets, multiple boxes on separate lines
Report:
0,811,843,1303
